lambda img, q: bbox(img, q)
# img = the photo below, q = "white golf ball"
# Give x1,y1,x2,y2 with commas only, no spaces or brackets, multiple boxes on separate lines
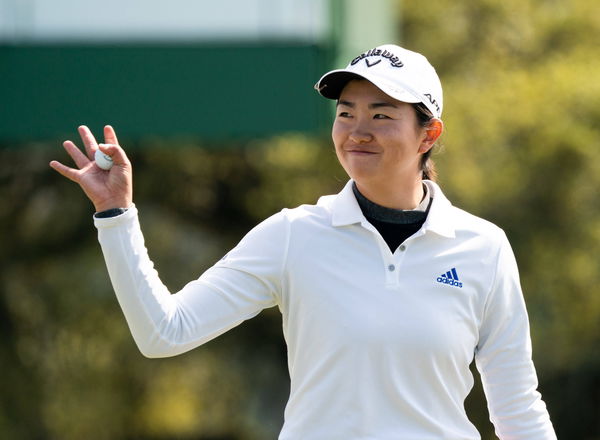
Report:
95,148,114,170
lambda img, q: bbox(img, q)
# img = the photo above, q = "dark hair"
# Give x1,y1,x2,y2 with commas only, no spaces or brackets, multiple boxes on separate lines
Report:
411,103,439,182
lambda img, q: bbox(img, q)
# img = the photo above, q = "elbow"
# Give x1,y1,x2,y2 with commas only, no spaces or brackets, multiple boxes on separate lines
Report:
135,340,172,359
127,311,208,358
132,331,195,359
132,334,179,359
138,346,170,359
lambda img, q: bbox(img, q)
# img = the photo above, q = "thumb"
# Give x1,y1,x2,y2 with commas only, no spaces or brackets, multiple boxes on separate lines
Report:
97,142,130,168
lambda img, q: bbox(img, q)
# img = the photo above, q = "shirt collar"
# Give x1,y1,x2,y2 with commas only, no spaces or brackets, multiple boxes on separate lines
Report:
421,180,456,238
323,179,456,238
327,180,365,227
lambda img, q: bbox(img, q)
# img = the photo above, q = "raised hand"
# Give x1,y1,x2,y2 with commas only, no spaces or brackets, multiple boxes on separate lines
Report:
50,125,133,213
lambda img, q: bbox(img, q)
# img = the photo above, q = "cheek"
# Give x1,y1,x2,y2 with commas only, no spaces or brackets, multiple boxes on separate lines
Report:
387,126,421,151
331,122,347,155
330,122,350,169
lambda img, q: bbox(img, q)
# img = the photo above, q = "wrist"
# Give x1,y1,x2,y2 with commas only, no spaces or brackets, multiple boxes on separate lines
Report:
94,207,129,218
94,198,132,214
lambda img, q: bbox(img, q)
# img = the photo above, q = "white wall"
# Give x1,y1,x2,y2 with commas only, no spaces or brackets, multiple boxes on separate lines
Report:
334,0,399,66
0,0,329,43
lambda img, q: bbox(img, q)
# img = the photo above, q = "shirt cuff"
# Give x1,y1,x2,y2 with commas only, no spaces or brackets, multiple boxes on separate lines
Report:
94,207,129,218
94,204,137,228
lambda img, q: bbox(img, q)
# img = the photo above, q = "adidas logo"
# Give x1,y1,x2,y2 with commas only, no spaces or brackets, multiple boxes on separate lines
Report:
436,268,463,288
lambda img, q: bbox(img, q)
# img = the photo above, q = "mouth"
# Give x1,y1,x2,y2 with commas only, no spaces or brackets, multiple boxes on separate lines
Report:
346,147,378,155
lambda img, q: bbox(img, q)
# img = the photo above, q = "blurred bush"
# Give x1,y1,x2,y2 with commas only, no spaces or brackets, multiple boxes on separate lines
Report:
404,0,600,437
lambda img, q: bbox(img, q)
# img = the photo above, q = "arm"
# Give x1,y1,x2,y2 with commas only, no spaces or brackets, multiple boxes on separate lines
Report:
95,206,283,358
51,125,282,357
475,232,556,439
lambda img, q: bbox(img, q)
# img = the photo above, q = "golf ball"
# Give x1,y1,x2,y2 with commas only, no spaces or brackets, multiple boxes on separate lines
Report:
95,149,113,170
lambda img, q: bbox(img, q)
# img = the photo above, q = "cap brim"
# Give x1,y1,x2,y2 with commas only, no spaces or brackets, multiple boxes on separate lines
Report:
315,69,421,104
314,70,364,99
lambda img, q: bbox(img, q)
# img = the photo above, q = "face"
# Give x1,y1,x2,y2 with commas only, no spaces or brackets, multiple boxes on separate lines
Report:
332,80,433,191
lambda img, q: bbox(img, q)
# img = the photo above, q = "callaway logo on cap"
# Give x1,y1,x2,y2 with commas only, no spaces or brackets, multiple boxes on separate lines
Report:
314,44,443,119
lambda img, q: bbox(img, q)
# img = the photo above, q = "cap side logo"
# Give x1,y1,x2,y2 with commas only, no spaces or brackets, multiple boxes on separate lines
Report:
424,93,441,114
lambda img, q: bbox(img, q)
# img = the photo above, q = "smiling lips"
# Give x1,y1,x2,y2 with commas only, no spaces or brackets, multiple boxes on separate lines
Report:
346,145,379,155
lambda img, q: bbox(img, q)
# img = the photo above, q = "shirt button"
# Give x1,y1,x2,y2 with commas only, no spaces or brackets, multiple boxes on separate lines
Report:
399,245,406,251
388,264,396,272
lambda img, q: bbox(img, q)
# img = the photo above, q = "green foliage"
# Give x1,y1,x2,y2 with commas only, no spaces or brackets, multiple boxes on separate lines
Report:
404,0,600,368
0,142,333,440
402,1,600,437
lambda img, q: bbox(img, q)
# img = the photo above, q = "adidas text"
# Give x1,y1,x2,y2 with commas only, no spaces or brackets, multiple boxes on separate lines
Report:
436,277,463,288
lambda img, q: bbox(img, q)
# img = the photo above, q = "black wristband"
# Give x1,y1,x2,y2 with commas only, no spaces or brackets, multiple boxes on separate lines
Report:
94,208,128,218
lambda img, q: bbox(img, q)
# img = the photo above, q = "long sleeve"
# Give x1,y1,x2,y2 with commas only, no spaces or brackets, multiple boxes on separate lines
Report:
94,205,283,358
475,232,556,439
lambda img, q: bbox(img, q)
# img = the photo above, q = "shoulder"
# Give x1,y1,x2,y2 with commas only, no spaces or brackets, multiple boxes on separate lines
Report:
426,180,506,244
449,205,505,239
278,198,334,232
444,205,516,276
245,196,334,240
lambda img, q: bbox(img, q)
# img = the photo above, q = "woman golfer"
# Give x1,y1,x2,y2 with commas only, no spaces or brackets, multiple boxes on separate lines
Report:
50,44,556,439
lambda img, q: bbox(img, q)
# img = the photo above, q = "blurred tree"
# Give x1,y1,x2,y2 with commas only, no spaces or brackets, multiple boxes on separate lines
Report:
0,140,338,440
403,0,600,438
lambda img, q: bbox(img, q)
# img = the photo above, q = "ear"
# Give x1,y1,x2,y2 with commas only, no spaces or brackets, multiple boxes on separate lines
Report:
418,118,444,154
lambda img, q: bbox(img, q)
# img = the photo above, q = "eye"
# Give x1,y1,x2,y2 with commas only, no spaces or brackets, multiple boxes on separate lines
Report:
337,111,352,118
374,113,391,120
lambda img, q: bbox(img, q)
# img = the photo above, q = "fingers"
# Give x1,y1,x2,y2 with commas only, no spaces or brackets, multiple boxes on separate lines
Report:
98,140,130,168
99,125,126,165
51,125,133,211
62,139,91,169
78,125,99,159
103,125,119,145
57,125,128,169
97,125,128,168
49,160,82,183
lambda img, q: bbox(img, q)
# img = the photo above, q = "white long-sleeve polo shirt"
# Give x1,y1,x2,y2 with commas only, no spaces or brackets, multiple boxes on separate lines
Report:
95,180,556,440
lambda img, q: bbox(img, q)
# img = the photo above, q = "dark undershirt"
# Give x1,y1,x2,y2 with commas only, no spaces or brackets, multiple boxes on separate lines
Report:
352,182,431,253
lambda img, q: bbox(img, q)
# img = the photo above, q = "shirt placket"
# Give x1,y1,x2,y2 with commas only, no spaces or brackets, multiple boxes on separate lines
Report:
361,221,406,288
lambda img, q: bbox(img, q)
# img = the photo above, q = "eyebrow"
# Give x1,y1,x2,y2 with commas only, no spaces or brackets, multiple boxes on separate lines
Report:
337,99,398,109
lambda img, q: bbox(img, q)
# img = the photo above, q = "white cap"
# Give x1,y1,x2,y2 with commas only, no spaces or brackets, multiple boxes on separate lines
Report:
315,44,443,119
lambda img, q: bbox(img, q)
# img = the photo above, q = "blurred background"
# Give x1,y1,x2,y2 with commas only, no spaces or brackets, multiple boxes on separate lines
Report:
1,0,599,438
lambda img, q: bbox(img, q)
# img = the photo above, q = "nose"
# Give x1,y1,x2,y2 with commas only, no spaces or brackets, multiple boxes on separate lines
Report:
349,122,374,144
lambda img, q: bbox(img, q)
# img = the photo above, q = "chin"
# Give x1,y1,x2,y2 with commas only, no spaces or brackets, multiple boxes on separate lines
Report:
348,173,381,189
344,163,380,181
